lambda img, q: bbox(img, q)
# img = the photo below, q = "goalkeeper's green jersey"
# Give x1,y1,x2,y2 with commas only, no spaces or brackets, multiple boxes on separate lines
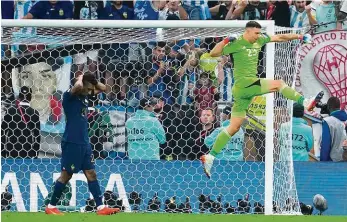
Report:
222,34,271,81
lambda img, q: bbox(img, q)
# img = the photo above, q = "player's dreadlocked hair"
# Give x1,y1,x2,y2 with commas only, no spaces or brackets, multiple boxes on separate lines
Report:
82,73,98,86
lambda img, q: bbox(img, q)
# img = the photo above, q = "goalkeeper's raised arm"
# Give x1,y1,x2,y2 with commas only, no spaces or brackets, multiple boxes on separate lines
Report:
269,33,311,43
209,20,311,58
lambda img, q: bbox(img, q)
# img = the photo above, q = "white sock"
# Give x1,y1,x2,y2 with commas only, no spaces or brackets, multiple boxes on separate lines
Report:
97,205,106,210
48,204,56,209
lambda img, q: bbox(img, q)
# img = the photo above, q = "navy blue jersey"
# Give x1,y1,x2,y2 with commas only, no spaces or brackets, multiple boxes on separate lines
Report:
101,4,134,20
29,1,73,19
62,90,89,145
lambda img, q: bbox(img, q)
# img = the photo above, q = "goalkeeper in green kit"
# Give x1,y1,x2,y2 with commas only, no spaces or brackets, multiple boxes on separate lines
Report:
201,21,320,178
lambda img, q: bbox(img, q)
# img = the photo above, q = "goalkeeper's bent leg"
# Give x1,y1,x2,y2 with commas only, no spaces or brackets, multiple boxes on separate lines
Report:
210,129,232,156
278,81,305,105
210,116,245,157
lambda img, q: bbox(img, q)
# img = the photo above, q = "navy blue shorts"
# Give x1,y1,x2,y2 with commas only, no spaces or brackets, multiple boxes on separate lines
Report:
61,141,95,174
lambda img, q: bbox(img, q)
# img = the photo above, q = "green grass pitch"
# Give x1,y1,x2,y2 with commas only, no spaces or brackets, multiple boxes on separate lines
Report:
2,213,346,222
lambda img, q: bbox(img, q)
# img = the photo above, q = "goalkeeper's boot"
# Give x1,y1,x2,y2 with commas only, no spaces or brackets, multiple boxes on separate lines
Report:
304,91,324,112
45,206,64,215
96,206,120,215
200,153,215,179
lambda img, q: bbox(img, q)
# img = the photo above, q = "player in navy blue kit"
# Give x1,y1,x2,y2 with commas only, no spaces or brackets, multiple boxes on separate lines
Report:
45,74,120,215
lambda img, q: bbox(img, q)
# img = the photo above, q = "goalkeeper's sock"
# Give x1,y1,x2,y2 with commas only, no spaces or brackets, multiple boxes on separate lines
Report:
210,129,232,157
88,180,103,207
279,84,304,105
49,181,66,206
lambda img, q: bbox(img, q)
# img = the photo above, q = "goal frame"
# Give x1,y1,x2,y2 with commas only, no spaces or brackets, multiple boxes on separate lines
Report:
1,19,275,215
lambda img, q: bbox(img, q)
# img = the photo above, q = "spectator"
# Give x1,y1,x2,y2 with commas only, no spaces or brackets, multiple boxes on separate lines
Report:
320,97,347,162
215,55,233,102
181,0,207,20
289,0,311,28
131,1,165,65
190,108,217,160
126,97,166,160
134,0,165,20
1,185,12,211
73,0,104,78
1,86,40,158
22,0,73,19
337,0,347,30
1,0,14,20
74,0,103,20
99,1,134,102
269,1,291,27
159,0,188,20
205,106,245,161
11,0,37,57
306,0,337,33
101,0,134,19
12,60,65,124
229,0,268,20
209,0,234,20
279,103,314,161
1,0,14,93
177,53,200,105
146,45,178,105
194,72,218,115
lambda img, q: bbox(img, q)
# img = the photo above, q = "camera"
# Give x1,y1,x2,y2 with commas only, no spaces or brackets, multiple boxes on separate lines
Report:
254,202,264,214
85,198,96,212
211,195,223,214
316,102,330,115
104,190,125,211
178,197,192,213
128,191,142,212
128,191,142,205
147,193,161,212
198,194,212,213
300,202,313,215
224,203,236,214
1,186,12,211
237,194,250,213
165,196,177,213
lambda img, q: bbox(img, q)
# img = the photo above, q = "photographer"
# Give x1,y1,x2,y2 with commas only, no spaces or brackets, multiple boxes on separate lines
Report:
320,97,347,162
125,97,166,160
146,44,179,105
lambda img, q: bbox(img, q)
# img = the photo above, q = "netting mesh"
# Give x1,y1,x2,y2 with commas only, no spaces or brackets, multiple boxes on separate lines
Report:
1,25,303,214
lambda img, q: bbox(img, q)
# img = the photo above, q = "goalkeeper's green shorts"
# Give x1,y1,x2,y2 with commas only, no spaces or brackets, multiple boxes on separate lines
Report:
232,78,272,118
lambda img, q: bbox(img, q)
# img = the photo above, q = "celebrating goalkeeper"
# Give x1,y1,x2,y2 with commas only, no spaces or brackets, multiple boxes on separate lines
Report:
201,21,319,178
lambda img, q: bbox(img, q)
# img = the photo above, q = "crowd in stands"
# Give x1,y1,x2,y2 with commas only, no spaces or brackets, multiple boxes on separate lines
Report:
1,0,347,162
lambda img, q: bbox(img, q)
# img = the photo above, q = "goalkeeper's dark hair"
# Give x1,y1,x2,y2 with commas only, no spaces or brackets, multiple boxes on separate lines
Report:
246,21,262,29
82,73,98,86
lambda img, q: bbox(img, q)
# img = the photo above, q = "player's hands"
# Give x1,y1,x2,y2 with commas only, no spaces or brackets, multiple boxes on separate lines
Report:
223,34,238,45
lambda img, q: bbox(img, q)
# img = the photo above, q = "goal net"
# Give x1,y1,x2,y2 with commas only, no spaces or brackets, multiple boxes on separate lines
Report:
1,20,302,215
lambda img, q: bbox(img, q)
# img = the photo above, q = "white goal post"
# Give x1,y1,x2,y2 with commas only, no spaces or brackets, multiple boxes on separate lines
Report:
1,19,300,215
